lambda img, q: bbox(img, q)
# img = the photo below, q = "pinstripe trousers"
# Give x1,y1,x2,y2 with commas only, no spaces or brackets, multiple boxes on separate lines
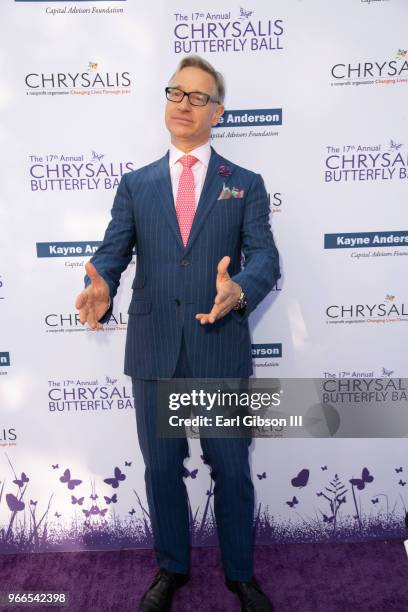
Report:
131,330,255,582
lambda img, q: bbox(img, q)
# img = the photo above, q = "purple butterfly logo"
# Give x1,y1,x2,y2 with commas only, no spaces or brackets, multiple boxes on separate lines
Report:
13,472,29,488
399,480,406,487
30,499,37,506
125,461,132,467
257,472,267,480
104,494,118,504
129,508,136,516
71,495,84,506
104,467,126,489
60,469,82,490
6,493,25,512
286,496,299,508
183,467,198,479
52,464,59,470
90,493,98,501
395,467,403,473
321,465,327,471
291,469,309,488
54,512,61,518
371,497,379,504
349,467,374,490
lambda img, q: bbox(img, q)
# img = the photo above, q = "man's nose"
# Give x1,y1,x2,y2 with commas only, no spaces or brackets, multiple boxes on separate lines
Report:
177,95,192,111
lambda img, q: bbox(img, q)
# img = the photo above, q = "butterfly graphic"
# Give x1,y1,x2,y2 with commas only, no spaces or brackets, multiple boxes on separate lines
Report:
399,480,406,487
30,500,37,506
349,467,374,490
291,469,309,488
129,508,136,516
371,497,379,504
183,467,198,479
206,490,214,497
125,461,132,467
338,496,346,505
92,150,104,162
104,467,126,489
71,495,84,506
6,494,25,512
52,464,59,470
321,465,328,471
322,514,334,523
90,493,98,501
395,467,403,473
55,512,61,518
104,494,118,504
239,6,253,19
257,472,267,480
286,496,299,508
60,469,82,490
389,139,402,151
13,472,29,488
381,367,394,377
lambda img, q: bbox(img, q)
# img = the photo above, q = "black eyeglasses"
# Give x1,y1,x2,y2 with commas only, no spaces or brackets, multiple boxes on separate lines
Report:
165,86,220,107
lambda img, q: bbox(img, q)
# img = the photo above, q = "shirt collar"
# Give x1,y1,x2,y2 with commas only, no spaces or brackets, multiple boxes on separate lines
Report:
169,141,211,169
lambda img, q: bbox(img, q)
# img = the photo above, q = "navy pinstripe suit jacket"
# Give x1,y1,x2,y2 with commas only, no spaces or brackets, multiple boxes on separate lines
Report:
85,146,280,379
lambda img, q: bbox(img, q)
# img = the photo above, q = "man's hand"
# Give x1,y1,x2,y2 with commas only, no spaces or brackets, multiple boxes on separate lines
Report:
75,262,110,330
195,256,242,325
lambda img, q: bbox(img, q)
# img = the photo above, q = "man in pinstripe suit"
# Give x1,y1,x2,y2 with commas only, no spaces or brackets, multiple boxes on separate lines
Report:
75,55,279,611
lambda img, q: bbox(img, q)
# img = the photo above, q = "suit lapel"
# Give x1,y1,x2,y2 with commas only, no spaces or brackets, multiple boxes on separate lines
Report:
183,147,235,256
150,152,184,250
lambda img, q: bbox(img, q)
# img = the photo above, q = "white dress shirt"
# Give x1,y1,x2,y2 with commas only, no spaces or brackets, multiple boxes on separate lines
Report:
169,141,211,208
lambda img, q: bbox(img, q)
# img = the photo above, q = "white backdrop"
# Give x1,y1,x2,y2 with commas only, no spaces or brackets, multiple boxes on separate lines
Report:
1,0,408,553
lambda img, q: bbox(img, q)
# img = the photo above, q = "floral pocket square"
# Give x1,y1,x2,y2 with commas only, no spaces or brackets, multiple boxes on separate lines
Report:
217,183,245,200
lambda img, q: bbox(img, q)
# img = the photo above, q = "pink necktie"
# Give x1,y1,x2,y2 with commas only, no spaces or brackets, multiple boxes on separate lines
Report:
175,155,198,247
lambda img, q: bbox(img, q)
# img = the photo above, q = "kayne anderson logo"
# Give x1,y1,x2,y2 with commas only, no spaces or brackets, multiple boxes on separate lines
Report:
0,352,11,375
37,242,101,258
324,231,408,259
44,311,127,333
28,151,135,192
25,62,131,97
172,8,284,54
324,139,408,183
16,1,127,17
252,343,282,368
325,295,408,325
211,108,281,140
330,49,408,87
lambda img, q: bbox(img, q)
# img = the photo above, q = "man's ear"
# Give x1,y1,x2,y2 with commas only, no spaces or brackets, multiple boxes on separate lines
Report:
211,104,225,127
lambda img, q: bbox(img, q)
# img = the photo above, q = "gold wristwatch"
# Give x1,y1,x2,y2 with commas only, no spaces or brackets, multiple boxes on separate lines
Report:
233,288,247,311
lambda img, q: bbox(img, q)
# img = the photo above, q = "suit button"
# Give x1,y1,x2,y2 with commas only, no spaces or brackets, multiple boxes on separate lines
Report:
175,298,181,306
180,259,190,266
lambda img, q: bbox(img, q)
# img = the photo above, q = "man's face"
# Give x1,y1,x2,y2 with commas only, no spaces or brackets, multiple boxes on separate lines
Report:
165,66,224,148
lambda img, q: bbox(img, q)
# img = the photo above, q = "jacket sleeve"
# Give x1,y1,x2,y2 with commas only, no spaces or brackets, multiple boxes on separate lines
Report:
83,173,136,324
230,172,280,324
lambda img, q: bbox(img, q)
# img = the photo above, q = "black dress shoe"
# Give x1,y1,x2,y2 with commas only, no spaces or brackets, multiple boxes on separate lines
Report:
225,576,274,612
139,568,190,612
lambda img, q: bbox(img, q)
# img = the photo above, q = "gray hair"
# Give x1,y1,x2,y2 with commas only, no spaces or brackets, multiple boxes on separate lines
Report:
169,55,225,104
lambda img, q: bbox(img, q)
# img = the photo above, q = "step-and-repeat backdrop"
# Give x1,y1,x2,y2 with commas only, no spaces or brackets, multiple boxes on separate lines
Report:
1,0,407,553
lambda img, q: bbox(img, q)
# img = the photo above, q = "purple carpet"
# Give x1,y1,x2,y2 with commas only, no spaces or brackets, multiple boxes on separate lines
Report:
0,541,407,611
